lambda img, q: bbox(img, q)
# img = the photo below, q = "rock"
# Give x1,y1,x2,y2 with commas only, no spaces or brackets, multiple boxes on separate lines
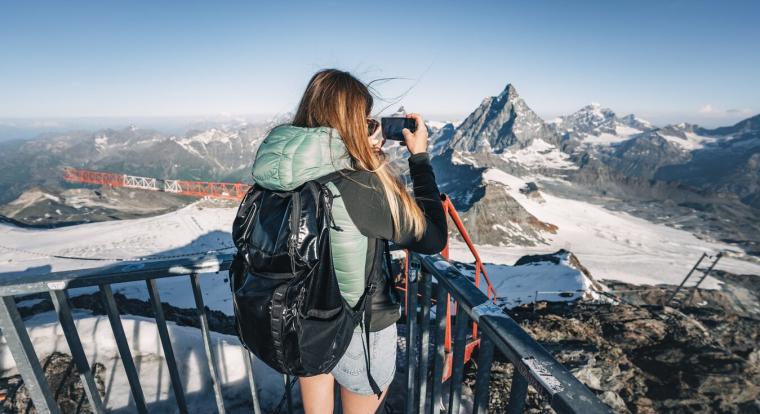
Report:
519,182,539,194
574,365,604,390
600,390,629,413
453,181,557,246
502,300,760,413
1,352,105,414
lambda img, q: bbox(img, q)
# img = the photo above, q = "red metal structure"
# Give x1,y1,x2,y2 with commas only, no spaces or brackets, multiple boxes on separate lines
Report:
63,167,124,187
63,167,251,200
165,180,251,200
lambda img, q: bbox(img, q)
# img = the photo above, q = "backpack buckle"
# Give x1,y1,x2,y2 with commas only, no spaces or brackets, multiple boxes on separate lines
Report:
408,257,421,283
367,282,378,296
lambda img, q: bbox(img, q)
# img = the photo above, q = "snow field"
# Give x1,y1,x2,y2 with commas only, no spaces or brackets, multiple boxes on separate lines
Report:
460,169,760,289
0,202,237,273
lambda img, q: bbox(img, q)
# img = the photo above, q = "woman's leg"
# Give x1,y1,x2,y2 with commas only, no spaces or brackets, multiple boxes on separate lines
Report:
339,384,390,414
339,324,397,414
298,373,335,414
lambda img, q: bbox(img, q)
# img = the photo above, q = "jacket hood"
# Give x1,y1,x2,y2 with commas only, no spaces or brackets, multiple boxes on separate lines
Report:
251,124,353,191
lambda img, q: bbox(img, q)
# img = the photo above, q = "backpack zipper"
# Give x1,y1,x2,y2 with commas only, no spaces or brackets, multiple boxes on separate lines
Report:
288,190,301,270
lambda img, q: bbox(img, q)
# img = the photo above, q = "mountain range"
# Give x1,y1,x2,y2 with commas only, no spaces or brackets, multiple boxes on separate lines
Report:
0,85,758,255
424,84,759,254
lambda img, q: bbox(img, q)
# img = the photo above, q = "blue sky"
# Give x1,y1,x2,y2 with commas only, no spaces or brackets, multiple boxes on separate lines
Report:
1,0,758,126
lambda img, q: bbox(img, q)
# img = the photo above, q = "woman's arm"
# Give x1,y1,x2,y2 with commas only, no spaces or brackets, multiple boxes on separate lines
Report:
391,152,447,253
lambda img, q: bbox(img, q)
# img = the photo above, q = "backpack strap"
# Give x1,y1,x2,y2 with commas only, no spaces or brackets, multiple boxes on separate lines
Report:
384,240,394,284
360,287,382,398
358,238,389,399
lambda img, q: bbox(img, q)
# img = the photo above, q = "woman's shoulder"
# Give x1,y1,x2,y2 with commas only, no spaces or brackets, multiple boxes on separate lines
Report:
331,170,386,210
329,169,392,240
333,169,382,191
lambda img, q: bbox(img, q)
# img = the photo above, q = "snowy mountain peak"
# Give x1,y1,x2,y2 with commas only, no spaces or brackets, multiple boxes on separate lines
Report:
497,83,520,100
566,104,617,124
448,83,560,153
553,104,653,147
577,102,615,119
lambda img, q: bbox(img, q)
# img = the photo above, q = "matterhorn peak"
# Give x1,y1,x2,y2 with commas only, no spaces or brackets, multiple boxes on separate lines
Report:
498,83,520,100
448,82,560,153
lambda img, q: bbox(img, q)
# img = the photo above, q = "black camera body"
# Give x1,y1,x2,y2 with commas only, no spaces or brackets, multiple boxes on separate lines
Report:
381,117,417,141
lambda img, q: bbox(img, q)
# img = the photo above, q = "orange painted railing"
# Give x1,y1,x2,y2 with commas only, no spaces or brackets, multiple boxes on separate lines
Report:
397,194,498,381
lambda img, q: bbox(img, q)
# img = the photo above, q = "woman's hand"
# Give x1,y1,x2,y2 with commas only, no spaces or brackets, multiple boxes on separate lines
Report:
401,113,429,155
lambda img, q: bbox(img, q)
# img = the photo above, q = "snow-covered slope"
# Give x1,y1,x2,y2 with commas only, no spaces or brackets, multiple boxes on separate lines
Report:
448,169,760,288
2,188,758,296
497,139,578,171
454,249,604,309
0,202,239,314
0,202,235,272
656,123,718,150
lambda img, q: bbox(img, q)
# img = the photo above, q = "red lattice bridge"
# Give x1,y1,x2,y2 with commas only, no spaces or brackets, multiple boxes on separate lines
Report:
62,167,251,200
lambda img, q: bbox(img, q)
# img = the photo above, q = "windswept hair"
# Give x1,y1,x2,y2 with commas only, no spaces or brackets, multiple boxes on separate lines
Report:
291,68,425,239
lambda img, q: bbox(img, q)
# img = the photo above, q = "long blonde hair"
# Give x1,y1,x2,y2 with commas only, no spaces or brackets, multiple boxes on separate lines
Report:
292,69,426,240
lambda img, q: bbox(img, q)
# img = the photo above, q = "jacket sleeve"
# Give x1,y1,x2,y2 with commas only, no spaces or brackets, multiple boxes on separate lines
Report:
335,152,448,254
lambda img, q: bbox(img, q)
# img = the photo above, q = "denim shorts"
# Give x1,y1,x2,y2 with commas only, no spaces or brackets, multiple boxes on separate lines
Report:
331,323,397,395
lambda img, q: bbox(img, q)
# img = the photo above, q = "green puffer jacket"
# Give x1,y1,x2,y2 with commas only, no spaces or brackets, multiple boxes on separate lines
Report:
251,124,447,332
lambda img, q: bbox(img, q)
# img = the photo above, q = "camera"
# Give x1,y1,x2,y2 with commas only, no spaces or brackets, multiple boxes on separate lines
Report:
381,117,417,141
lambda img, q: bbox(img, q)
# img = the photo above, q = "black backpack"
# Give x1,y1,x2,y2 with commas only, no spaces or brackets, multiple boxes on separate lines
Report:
229,170,384,396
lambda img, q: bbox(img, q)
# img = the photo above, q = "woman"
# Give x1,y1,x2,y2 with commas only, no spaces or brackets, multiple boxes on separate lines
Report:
251,69,447,414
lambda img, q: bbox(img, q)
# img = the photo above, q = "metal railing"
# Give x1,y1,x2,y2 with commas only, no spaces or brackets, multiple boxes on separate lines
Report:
0,252,612,414
0,254,241,414
404,252,613,414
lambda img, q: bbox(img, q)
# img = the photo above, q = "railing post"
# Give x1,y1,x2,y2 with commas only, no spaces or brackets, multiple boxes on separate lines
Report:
448,301,468,414
665,252,706,306
505,372,528,414
49,289,106,414
242,349,262,414
417,267,433,414
99,283,148,414
404,256,419,414
430,282,448,414
190,273,226,414
0,296,61,414
473,335,495,414
145,279,188,414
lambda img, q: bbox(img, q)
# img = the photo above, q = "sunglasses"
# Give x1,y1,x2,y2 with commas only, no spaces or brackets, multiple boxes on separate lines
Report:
367,118,380,136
